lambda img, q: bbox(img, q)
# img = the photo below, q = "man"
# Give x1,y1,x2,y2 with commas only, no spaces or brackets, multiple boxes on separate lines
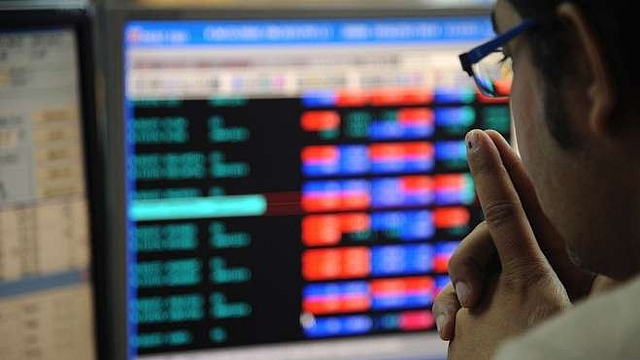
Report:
432,0,640,359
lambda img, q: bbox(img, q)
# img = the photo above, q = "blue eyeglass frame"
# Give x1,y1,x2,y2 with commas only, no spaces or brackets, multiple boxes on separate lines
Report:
459,18,536,96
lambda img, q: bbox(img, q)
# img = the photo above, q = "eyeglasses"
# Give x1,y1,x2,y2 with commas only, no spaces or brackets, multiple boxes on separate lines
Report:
459,19,536,98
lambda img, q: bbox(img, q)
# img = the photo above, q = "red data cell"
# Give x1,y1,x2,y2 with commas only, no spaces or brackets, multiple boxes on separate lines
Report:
302,247,371,281
302,291,370,315
303,297,342,315
433,255,450,274
370,277,435,295
302,193,342,212
397,108,435,125
301,111,341,131
341,294,371,312
302,213,371,247
301,145,340,163
341,192,371,211
303,249,343,281
433,207,471,229
401,176,434,192
336,89,370,107
434,174,465,189
403,142,434,158
370,88,434,106
401,88,434,105
339,213,371,234
302,215,342,246
342,247,371,278
369,142,434,161
369,143,406,160
400,310,435,331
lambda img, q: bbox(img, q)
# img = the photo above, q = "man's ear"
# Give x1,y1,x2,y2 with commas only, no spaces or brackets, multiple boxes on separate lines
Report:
556,3,615,136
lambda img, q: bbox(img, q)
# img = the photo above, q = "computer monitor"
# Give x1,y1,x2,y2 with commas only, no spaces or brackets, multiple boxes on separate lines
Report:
101,2,509,360
0,1,105,360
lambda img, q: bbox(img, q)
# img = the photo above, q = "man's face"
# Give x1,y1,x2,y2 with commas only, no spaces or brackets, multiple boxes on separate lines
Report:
493,0,635,277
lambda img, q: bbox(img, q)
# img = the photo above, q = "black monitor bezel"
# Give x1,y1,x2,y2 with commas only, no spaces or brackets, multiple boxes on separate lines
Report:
0,4,107,360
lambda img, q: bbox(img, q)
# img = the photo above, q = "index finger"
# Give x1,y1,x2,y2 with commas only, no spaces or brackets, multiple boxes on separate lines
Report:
465,129,546,273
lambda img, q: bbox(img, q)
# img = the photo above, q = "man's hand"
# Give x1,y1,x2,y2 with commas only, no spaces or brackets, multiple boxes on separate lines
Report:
438,129,572,360
432,129,605,341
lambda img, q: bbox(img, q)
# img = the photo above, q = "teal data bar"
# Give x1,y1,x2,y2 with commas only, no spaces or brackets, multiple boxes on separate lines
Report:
129,195,267,221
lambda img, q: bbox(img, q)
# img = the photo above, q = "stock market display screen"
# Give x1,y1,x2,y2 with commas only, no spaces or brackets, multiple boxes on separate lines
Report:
123,16,510,360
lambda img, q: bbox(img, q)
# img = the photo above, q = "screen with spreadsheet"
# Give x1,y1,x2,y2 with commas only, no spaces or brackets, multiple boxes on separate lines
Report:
0,14,100,360
117,11,510,360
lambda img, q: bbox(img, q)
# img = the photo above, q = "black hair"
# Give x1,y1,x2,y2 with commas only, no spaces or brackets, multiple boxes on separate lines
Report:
506,0,636,147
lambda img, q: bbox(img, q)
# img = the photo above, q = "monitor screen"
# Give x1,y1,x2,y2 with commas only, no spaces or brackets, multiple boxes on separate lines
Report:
112,8,510,360
0,6,102,360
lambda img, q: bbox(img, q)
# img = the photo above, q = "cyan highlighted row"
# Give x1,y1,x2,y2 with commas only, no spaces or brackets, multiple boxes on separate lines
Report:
129,195,267,222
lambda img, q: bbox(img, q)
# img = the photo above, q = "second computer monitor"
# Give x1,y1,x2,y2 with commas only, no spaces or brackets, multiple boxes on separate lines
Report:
0,3,103,359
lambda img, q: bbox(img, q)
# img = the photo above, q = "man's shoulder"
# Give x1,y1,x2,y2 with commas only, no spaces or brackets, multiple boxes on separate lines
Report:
494,275,640,360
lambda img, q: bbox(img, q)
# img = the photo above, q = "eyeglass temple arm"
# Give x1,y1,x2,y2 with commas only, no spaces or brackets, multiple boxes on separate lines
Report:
459,18,536,77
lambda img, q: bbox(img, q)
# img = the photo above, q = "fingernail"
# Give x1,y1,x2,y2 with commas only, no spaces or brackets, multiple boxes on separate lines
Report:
466,130,480,151
436,314,446,335
456,282,471,307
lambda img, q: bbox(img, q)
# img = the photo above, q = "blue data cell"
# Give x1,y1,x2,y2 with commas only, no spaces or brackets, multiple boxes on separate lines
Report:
370,120,404,140
435,141,467,162
305,315,373,338
433,87,476,104
372,292,432,310
303,180,341,194
371,244,434,276
435,107,476,128
340,145,370,175
371,211,434,240
302,91,337,107
371,177,434,208
304,281,369,298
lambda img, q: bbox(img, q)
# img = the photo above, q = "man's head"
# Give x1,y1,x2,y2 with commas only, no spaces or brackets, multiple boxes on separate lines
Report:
492,0,640,279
